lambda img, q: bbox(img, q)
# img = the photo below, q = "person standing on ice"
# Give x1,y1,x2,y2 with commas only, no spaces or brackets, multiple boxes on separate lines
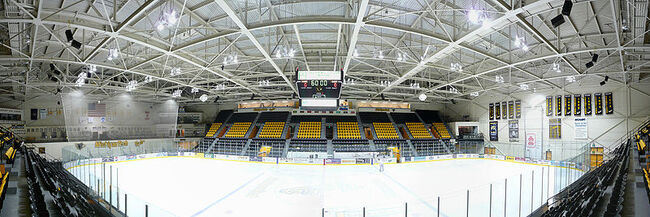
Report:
379,160,384,172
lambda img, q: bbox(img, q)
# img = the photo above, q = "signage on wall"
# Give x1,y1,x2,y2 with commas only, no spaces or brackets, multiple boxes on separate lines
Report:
508,101,515,119
574,118,588,140
495,102,501,120
489,103,494,120
515,100,522,119
604,92,613,114
594,93,603,115
573,94,582,116
489,121,498,141
546,97,553,116
526,133,537,149
549,118,562,139
564,95,572,116
502,102,508,120
509,120,519,142
556,95,562,116
584,94,592,115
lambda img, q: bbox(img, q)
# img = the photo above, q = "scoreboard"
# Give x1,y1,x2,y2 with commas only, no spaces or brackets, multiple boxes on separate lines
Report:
295,70,342,108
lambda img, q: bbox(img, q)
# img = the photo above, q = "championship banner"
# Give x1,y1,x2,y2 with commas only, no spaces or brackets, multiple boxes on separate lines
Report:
584,94,592,115
573,94,582,116
556,95,562,116
515,100,522,119
546,96,553,116
509,120,519,142
489,121,498,141
508,101,515,119
489,103,494,120
574,118,588,140
564,95,572,116
550,118,562,139
495,102,501,120
595,93,603,115
502,102,508,119
605,92,613,114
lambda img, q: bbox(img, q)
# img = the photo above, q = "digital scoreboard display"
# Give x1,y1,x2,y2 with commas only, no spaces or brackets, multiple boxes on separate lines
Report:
295,70,343,108
296,80,342,98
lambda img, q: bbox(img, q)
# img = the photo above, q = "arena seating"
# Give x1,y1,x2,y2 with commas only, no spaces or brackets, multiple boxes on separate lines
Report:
210,138,247,155
390,113,420,124
373,122,399,139
224,122,252,138
226,112,258,124
336,122,361,139
289,139,327,153
258,112,290,122
432,123,452,139
412,140,449,156
633,121,650,202
332,139,371,152
205,123,222,137
405,122,432,139
247,139,285,157
214,109,234,122
258,122,285,138
359,112,390,123
297,122,321,139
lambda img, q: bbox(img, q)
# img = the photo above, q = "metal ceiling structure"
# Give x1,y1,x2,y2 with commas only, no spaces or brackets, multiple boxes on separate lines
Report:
0,0,648,104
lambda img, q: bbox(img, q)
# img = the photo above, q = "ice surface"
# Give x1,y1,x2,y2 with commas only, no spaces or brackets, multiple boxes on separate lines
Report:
69,157,581,217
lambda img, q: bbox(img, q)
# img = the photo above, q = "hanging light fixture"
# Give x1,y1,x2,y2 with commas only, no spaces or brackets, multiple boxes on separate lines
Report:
495,75,505,83
199,94,208,102
418,93,427,101
566,76,576,83
172,89,182,98
519,83,529,90
470,92,480,97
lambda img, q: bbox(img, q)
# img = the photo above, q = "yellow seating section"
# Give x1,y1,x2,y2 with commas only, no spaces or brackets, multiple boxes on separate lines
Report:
205,123,222,137
297,122,321,139
258,122,285,138
373,122,399,139
0,172,8,198
638,140,647,152
406,122,432,139
224,122,252,138
336,122,361,139
4,147,16,161
433,122,451,139
644,168,650,196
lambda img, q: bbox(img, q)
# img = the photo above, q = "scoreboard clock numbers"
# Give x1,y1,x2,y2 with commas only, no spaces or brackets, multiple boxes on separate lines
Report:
296,70,343,108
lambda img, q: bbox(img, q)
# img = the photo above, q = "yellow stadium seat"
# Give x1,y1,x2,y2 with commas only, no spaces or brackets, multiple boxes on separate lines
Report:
205,123,222,137
432,123,451,139
372,122,399,139
224,122,252,138
336,122,361,139
297,122,321,139
258,122,285,138
406,122,432,139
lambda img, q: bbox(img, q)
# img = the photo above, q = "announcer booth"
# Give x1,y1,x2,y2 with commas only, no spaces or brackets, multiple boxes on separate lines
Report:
295,70,343,110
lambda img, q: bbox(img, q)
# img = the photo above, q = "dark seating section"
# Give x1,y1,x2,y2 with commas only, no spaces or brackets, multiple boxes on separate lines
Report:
209,138,247,155
257,112,290,122
290,115,322,123
412,139,449,156
540,139,630,217
247,139,285,157
332,139,371,152
325,116,357,123
195,137,215,152
226,112,258,124
214,109,234,122
359,112,390,124
373,139,413,157
634,121,650,202
390,113,420,124
289,139,327,152
416,110,442,123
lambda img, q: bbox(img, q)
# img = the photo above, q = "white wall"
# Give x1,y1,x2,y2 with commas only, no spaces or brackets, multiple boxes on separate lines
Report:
447,82,650,153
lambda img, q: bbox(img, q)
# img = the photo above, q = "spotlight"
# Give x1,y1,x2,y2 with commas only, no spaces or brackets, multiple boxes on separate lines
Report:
566,76,576,83
591,54,599,63
561,0,573,16
71,40,82,49
585,61,594,68
191,87,199,93
519,84,529,90
604,75,609,82
470,92,479,97
157,23,165,31
418,93,427,101
199,94,208,102
65,30,74,42
599,81,606,86
353,49,359,57
467,9,482,25
495,75,505,83
378,50,384,59
551,15,565,28
172,89,182,98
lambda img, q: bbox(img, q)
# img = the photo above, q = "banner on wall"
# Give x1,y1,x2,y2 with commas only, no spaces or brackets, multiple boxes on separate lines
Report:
508,101,515,119
515,100,522,119
39,109,47,119
595,93,603,115
30,109,38,120
546,97,553,116
564,95,572,116
495,102,501,120
489,121,498,141
550,118,562,139
605,92,613,114
574,94,582,116
509,120,519,142
502,102,508,120
584,94,592,115
489,103,494,120
556,95,562,116
575,118,588,140
525,132,541,159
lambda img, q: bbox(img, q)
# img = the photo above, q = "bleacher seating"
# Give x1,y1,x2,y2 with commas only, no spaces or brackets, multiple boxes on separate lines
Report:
390,113,420,124
290,116,321,123
226,112,258,124
359,112,390,123
332,139,371,152
205,123,222,137
210,138,247,155
336,122,361,139
412,140,449,156
415,110,442,123
432,122,451,139
257,112,290,122
289,139,327,152
247,139,285,157
405,122,432,139
297,122,321,139
224,122,252,138
373,122,399,139
258,122,285,138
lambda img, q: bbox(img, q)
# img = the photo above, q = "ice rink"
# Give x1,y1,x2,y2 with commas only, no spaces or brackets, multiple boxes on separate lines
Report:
68,157,582,217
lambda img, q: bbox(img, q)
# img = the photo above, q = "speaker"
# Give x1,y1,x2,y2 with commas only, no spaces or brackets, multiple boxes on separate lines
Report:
71,40,82,49
250,94,255,100
49,63,56,71
380,93,385,100
65,30,74,42
585,61,594,68
561,0,573,16
551,15,565,28
604,75,609,82
599,81,606,86
213,96,220,103
592,54,599,63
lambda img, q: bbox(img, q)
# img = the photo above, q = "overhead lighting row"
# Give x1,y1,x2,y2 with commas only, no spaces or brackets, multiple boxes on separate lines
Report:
450,63,463,72
514,36,529,51
107,48,119,61
125,80,138,92
172,89,182,98
258,80,271,86
274,46,295,59
75,72,87,87
409,82,420,89
223,54,239,65
170,67,181,76
343,78,356,85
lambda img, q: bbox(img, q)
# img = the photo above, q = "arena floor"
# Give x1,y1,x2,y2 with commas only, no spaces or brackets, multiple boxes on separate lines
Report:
69,157,582,217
